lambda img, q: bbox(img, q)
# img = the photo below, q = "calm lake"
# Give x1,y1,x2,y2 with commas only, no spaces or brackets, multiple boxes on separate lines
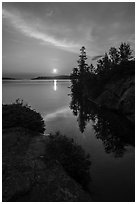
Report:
2,80,135,202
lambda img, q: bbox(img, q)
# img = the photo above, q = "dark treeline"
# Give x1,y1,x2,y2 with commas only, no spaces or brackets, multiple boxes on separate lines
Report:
70,42,135,99
69,43,135,157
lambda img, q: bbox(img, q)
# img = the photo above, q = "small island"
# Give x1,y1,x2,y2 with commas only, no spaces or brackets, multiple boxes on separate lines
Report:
2,77,16,80
31,75,71,80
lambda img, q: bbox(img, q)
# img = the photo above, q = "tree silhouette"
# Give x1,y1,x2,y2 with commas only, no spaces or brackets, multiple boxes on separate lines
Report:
70,44,134,156
71,46,89,89
109,47,120,66
96,53,111,75
119,42,133,63
77,46,88,75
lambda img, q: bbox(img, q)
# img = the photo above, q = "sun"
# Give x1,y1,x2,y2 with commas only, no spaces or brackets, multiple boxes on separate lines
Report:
53,69,58,74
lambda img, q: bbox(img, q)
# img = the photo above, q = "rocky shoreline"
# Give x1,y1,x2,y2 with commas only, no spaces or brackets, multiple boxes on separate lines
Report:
3,127,92,202
95,75,135,124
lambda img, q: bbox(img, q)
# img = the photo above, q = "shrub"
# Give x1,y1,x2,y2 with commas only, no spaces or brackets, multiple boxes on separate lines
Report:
2,99,45,133
45,132,91,189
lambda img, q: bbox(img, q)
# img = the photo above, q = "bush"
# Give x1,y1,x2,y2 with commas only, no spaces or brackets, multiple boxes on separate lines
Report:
2,99,45,133
46,132,91,189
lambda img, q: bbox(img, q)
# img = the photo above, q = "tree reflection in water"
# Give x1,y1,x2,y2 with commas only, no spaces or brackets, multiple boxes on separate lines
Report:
70,87,134,157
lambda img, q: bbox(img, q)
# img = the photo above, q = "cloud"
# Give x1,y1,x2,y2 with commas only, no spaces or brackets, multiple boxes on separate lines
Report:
92,55,104,61
3,8,81,53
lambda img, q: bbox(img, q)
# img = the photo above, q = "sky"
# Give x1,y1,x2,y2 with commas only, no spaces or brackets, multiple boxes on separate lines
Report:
2,2,135,78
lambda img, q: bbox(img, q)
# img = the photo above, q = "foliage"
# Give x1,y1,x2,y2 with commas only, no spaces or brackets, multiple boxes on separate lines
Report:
92,43,134,98
119,42,133,63
69,43,135,157
96,42,133,77
109,47,120,65
70,43,134,100
2,99,45,133
95,53,111,75
70,46,97,97
46,132,91,189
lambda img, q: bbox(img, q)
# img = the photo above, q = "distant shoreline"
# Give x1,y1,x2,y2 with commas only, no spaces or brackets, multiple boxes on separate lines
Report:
31,75,71,80
2,75,71,80
2,79,71,81
2,77,16,80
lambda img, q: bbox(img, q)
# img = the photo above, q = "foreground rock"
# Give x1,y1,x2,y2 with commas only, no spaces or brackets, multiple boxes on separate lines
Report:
96,75,135,123
3,127,92,202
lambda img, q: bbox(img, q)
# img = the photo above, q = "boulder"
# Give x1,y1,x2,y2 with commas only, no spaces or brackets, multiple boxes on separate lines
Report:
96,76,135,123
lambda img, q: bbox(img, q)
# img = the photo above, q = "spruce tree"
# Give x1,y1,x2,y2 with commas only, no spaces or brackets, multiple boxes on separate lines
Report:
77,46,88,79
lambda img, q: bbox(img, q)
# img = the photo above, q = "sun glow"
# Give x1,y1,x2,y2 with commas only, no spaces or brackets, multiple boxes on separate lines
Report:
53,68,57,74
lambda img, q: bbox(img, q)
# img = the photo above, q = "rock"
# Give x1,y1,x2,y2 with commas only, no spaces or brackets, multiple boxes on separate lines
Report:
14,160,91,202
3,128,92,202
96,76,135,123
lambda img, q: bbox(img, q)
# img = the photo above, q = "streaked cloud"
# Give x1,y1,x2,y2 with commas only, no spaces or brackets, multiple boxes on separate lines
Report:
3,8,81,53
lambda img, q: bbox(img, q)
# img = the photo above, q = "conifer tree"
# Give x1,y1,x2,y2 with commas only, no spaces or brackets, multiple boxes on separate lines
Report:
77,46,88,79
119,42,133,63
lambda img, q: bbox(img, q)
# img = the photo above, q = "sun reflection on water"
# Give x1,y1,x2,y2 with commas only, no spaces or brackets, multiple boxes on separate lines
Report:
53,80,57,91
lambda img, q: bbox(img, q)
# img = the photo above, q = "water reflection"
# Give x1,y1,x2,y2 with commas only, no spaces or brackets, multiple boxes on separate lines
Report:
70,85,135,157
53,80,57,91
44,107,70,122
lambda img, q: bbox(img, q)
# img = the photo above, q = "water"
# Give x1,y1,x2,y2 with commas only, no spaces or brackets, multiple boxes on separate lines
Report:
2,80,135,202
